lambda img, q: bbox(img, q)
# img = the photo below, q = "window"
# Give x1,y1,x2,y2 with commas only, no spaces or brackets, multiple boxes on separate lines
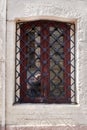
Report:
15,20,76,103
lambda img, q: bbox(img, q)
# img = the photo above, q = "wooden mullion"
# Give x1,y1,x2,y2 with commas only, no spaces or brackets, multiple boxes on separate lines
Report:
20,24,27,101
63,25,71,102
40,23,50,98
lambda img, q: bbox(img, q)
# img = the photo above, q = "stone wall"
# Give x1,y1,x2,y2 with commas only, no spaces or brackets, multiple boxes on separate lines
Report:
0,0,87,129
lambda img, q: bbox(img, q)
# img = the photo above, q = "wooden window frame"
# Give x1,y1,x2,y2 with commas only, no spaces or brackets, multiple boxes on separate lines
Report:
18,21,71,103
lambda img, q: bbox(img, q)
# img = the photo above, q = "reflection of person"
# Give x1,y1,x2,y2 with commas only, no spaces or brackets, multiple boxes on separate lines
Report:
33,73,41,85
27,73,41,97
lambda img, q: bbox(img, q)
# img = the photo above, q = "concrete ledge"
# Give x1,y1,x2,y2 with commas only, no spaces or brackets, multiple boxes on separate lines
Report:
5,125,87,130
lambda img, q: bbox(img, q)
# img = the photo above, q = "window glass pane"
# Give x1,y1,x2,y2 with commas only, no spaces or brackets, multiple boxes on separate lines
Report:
26,27,41,97
49,27,64,98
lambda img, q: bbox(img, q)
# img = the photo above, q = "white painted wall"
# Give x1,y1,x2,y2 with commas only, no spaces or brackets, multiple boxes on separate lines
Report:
0,0,87,128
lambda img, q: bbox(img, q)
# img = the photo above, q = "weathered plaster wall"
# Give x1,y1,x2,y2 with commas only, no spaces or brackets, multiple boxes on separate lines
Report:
0,0,6,129
0,0,87,129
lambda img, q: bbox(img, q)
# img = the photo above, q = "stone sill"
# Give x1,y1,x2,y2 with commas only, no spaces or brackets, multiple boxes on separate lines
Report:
1,125,87,130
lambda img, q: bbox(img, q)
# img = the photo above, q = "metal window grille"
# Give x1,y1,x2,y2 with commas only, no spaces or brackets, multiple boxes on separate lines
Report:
15,20,76,104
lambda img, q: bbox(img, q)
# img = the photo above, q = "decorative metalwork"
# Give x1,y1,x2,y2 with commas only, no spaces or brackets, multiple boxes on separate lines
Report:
15,20,76,103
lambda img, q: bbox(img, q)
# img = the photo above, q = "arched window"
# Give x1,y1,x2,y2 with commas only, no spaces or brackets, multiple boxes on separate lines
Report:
15,20,76,103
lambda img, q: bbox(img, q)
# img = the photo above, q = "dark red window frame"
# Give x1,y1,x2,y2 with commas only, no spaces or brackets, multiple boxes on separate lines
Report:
18,21,71,103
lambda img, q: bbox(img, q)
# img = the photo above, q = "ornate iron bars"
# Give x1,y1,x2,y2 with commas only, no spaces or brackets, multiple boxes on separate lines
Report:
15,20,76,103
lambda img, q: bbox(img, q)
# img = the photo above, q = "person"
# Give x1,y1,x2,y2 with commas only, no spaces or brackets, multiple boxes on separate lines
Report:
27,73,41,97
